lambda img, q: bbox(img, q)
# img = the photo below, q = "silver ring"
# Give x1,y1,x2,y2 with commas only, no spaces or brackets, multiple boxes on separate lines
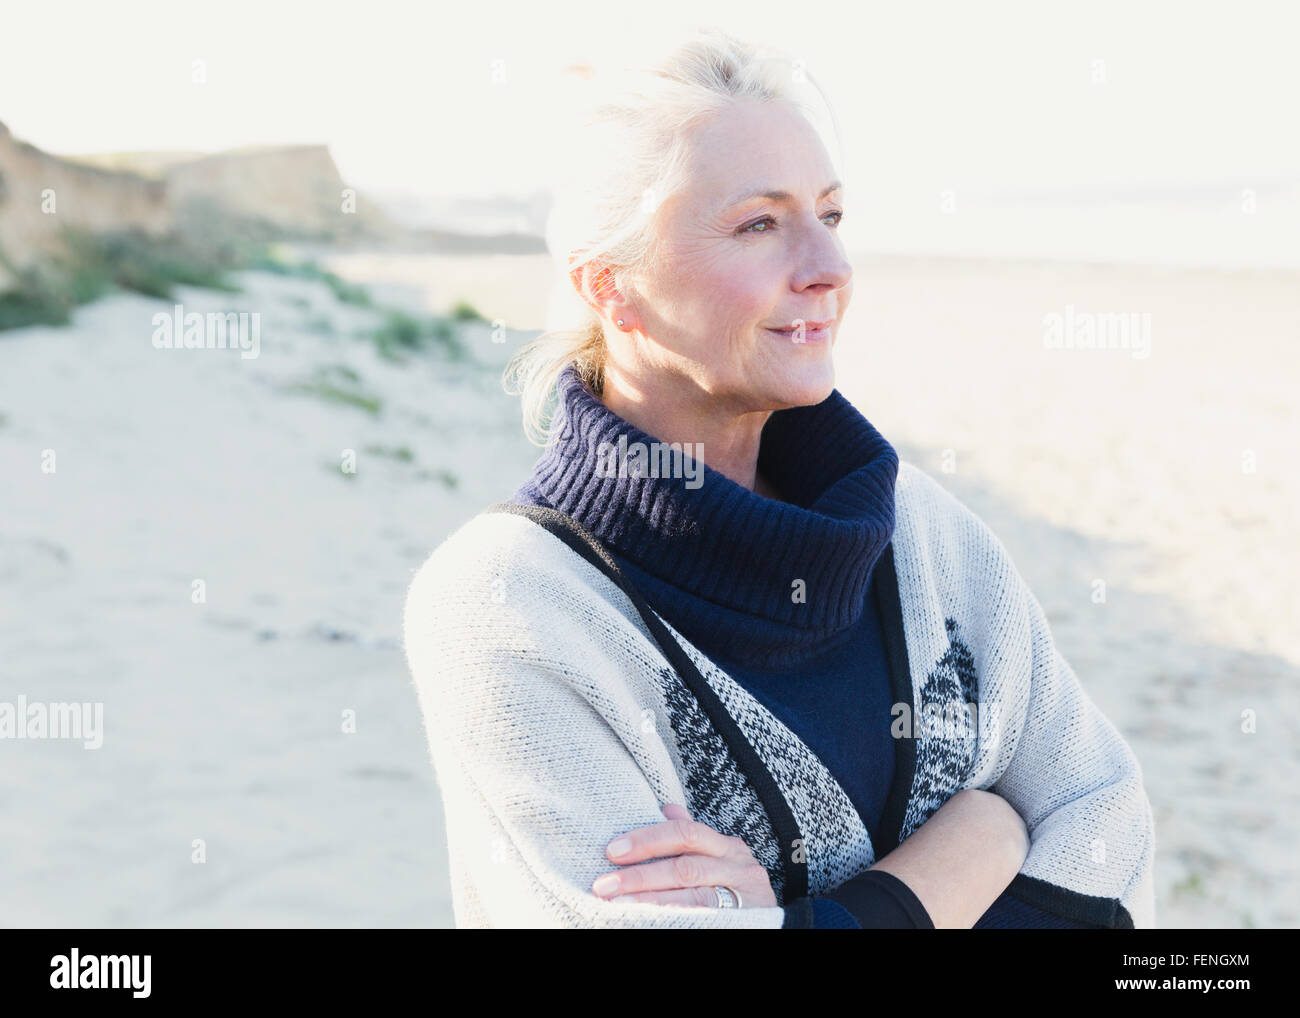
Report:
713,885,742,909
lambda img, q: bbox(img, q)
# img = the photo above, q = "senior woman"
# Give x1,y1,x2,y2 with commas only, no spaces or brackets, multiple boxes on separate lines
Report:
402,29,1156,929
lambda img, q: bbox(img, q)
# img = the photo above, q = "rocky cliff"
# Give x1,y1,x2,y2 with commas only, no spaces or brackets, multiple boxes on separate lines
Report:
0,120,400,293
161,142,402,241
0,120,171,289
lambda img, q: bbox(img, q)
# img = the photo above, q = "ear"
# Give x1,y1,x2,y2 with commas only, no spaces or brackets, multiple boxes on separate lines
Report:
570,258,631,327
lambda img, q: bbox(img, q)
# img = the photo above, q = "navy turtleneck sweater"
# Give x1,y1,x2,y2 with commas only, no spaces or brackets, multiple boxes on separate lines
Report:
509,364,1098,930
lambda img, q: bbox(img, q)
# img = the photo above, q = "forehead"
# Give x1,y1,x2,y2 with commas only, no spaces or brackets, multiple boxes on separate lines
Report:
676,99,837,209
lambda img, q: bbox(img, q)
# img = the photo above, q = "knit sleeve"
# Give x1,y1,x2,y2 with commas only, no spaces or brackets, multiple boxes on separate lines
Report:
807,868,935,928
972,529,1157,929
780,871,936,929
403,526,791,929
974,888,1109,928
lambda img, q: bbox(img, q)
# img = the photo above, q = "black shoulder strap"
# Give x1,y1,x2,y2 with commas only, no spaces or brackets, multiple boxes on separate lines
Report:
484,501,810,902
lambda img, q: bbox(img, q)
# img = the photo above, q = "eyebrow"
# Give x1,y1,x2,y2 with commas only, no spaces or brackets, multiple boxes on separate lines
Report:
722,180,843,210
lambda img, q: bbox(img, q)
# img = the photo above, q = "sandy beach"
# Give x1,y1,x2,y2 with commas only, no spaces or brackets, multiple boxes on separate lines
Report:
2,247,1295,927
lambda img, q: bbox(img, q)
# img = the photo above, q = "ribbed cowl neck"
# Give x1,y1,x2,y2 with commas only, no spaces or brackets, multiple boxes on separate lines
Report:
511,363,900,668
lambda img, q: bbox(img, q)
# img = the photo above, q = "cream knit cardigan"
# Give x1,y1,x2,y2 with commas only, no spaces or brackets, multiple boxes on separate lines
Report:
402,460,1157,928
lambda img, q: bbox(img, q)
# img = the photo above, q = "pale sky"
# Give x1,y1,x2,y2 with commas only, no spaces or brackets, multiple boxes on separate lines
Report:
4,0,1297,267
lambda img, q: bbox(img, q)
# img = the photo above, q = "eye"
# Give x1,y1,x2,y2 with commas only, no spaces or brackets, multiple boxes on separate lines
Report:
740,210,844,234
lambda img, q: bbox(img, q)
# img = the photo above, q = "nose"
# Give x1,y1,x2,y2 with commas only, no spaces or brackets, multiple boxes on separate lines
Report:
790,214,852,293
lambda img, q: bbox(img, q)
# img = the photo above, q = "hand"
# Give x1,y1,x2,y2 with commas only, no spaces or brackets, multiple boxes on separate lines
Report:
590,802,778,908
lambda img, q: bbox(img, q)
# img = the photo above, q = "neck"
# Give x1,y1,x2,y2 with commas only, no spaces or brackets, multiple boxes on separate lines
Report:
601,363,773,495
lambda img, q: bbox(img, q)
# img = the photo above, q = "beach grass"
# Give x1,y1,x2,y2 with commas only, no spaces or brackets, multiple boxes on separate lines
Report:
283,364,384,416
3,235,480,384
0,227,241,331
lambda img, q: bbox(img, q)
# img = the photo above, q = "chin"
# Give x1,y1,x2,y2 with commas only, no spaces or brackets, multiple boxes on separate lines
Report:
773,357,836,409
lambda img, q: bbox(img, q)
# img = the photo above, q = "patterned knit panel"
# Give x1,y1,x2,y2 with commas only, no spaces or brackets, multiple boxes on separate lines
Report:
899,616,982,840
654,663,789,902
653,614,877,900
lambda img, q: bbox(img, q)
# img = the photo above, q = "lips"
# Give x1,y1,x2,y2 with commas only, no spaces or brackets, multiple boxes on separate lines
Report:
770,319,833,332
766,321,832,344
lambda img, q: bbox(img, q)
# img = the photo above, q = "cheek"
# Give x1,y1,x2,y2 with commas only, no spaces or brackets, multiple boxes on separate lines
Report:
685,255,777,326
658,238,779,331
712,276,772,329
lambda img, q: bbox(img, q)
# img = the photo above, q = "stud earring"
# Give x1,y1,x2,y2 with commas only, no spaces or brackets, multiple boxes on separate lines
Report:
616,319,625,327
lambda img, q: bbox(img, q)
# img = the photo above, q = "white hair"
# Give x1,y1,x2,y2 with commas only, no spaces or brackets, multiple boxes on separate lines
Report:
503,26,844,446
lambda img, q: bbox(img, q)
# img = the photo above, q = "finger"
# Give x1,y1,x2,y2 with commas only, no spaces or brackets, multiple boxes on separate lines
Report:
660,802,692,822
612,886,719,908
592,853,759,899
605,816,741,865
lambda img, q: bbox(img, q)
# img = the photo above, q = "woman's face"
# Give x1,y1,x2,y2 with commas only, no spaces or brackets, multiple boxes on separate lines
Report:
626,97,853,413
